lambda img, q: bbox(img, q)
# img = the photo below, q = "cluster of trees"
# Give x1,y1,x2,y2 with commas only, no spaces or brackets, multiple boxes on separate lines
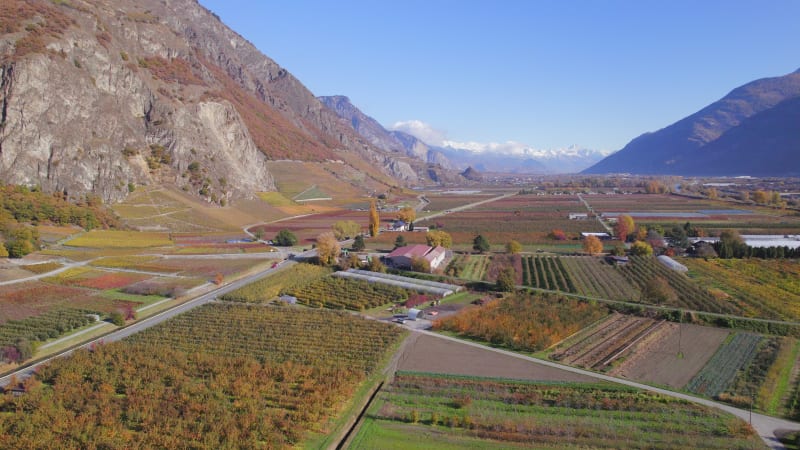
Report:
426,230,452,248
713,230,800,259
0,184,119,257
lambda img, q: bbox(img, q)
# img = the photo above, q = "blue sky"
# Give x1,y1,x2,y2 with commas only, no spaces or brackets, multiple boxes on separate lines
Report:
199,0,799,153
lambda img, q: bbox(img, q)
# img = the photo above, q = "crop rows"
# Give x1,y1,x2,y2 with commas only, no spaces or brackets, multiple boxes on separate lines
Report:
682,258,800,321
126,303,404,374
521,256,576,292
620,256,740,314
0,304,404,448
220,263,330,303
0,308,98,347
285,276,409,311
551,314,663,370
559,256,639,301
686,332,763,397
353,372,761,449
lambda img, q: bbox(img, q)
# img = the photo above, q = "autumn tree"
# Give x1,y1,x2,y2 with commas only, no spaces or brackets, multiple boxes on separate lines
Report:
582,235,603,255
426,230,452,248
397,206,416,224
548,229,567,241
368,256,386,273
506,240,522,254
645,180,667,194
368,199,380,237
630,240,653,256
332,220,360,240
641,277,677,305
496,267,517,292
316,232,341,266
752,190,769,204
473,234,490,253
614,214,635,242
410,256,431,273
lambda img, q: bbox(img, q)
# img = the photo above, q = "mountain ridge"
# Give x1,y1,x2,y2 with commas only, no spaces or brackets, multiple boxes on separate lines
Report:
584,68,800,175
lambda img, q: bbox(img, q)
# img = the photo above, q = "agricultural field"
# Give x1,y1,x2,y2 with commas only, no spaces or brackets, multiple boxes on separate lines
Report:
220,263,331,303
170,232,275,254
686,332,764,398
65,230,173,248
43,267,150,290
681,258,800,321
433,292,609,352
249,209,373,245
419,194,607,250
521,255,576,292
286,276,411,310
445,254,491,281
618,256,739,315
422,191,497,212
582,193,800,235
90,255,269,281
350,372,762,449
560,256,639,301
0,304,405,448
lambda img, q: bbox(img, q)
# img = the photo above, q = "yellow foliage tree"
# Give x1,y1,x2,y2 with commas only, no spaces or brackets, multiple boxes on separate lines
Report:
426,230,452,248
630,240,654,256
397,206,416,224
506,240,522,254
316,232,341,266
368,199,380,237
582,235,603,255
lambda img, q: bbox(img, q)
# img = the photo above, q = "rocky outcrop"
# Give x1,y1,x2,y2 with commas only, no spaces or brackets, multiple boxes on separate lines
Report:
0,0,416,203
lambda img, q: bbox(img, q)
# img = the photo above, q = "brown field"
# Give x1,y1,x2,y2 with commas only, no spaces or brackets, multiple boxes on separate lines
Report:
398,333,595,382
0,281,141,321
609,322,730,388
416,194,607,248
250,209,374,244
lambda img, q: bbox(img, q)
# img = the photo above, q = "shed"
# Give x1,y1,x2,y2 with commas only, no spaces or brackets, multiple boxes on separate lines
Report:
605,255,629,266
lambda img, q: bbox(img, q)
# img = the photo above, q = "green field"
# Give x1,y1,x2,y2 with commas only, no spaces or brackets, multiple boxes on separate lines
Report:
350,372,763,449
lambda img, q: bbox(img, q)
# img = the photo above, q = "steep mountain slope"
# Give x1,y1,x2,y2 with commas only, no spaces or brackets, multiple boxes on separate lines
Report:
318,95,455,179
0,0,411,203
584,69,800,175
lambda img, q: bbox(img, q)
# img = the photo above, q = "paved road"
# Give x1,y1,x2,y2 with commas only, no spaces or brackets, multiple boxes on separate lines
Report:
416,192,516,223
414,328,800,449
0,261,292,388
0,258,93,286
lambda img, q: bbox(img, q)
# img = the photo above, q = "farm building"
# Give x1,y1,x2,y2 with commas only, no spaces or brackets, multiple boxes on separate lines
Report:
568,213,589,220
581,232,611,240
656,255,688,272
277,295,297,304
385,244,447,271
389,220,408,231
605,255,629,266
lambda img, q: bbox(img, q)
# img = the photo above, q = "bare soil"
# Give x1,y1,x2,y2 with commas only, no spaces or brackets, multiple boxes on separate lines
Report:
396,333,594,382
609,322,730,388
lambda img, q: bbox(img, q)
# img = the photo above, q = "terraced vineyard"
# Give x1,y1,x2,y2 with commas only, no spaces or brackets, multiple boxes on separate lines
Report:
351,372,762,449
445,254,490,281
0,304,405,448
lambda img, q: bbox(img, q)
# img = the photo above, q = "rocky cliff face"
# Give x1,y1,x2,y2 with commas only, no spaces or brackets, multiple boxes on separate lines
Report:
0,0,412,203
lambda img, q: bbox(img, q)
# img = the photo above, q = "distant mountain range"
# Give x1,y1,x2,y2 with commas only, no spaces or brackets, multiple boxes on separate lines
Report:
584,68,800,176
319,96,609,174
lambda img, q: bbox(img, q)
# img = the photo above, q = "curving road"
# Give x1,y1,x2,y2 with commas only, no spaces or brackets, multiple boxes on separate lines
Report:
414,328,800,449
